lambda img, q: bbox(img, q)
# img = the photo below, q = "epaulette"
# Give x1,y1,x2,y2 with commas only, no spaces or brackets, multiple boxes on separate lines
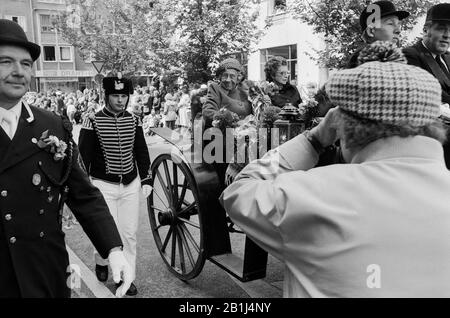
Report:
132,113,143,127
81,115,94,130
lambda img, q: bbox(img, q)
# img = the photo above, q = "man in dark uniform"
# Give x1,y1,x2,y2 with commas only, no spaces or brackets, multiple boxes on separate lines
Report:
403,3,450,169
79,75,152,296
347,1,409,68
0,19,132,298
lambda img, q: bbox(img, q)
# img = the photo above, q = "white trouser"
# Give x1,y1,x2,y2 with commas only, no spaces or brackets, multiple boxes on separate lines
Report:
92,177,141,281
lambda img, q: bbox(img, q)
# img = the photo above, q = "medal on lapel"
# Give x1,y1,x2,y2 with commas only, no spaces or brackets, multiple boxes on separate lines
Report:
47,186,53,203
32,173,41,186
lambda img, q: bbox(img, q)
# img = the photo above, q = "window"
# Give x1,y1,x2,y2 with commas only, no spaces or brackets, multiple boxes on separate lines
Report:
5,15,26,31
40,14,55,32
271,0,287,15
260,44,297,82
43,46,56,61
59,47,72,61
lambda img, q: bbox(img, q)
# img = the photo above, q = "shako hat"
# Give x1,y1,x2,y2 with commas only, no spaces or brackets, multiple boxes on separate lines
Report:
103,75,133,96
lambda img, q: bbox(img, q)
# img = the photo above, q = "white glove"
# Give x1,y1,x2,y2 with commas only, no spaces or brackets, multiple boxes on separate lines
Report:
108,250,133,297
142,185,153,198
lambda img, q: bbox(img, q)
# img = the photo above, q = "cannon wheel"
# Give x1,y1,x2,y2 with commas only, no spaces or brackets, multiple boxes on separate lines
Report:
148,153,206,281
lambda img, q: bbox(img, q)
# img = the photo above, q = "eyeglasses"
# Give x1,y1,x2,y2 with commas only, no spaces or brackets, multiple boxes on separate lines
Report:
276,71,289,76
221,73,238,80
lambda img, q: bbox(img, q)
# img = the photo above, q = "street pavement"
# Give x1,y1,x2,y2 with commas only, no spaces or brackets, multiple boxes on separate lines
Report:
65,124,284,298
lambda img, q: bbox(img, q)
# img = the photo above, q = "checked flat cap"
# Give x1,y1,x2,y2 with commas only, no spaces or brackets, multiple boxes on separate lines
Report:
326,61,442,127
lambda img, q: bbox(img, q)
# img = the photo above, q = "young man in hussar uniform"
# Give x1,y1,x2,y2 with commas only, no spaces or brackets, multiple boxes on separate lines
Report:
79,75,152,296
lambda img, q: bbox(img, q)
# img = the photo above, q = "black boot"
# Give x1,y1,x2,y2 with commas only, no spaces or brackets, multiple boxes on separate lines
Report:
95,265,108,282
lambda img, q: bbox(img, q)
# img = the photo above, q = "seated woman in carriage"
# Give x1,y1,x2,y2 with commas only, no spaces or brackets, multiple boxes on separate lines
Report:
202,58,252,128
201,58,252,184
264,56,302,109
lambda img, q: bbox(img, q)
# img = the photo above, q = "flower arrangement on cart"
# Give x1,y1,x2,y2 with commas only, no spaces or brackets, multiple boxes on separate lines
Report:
211,80,320,184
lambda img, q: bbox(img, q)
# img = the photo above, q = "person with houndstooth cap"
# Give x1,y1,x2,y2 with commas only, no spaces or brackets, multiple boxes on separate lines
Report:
221,42,450,297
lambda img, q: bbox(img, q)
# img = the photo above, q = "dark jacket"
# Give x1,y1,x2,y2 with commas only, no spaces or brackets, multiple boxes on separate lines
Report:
78,108,151,186
403,41,450,104
347,47,364,69
403,41,450,169
0,104,122,298
270,83,302,108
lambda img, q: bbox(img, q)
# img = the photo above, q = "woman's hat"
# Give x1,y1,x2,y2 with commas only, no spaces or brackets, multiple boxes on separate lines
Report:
217,58,244,74
0,19,41,61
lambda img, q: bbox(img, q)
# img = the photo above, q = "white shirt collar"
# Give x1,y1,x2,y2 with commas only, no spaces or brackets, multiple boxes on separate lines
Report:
9,101,22,122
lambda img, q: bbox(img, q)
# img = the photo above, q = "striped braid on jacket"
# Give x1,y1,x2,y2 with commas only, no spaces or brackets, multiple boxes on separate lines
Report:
78,108,151,186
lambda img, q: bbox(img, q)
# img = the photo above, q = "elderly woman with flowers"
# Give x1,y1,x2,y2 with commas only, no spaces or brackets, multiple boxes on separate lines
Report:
202,58,252,129
201,58,252,184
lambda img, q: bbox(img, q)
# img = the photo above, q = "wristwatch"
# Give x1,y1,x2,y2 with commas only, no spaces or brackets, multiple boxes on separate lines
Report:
303,130,326,155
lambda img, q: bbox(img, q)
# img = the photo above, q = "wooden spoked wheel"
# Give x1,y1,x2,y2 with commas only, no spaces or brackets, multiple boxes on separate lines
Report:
147,153,206,280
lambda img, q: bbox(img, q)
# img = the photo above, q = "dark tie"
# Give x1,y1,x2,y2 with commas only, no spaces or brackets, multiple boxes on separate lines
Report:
435,55,450,79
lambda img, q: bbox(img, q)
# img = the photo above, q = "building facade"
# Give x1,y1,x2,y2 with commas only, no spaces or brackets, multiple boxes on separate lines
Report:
0,0,96,92
247,0,327,96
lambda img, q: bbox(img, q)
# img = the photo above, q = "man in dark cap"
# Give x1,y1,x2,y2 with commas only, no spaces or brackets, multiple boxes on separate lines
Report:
79,74,152,296
347,1,410,68
403,3,450,169
0,19,132,298
404,3,450,104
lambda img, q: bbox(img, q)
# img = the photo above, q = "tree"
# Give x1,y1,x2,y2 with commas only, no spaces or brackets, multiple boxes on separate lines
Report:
55,0,155,75
290,0,438,69
150,0,263,83
56,0,262,83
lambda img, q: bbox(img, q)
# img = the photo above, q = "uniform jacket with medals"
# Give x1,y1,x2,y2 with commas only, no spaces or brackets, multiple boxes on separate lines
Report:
0,103,122,298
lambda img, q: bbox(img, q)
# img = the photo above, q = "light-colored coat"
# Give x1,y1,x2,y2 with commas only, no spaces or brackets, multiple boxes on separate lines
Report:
221,134,450,297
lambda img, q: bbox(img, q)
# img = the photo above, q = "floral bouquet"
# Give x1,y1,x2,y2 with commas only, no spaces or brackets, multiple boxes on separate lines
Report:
212,107,240,132
259,105,282,127
225,114,260,185
34,130,68,161
247,81,280,122
298,98,319,129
